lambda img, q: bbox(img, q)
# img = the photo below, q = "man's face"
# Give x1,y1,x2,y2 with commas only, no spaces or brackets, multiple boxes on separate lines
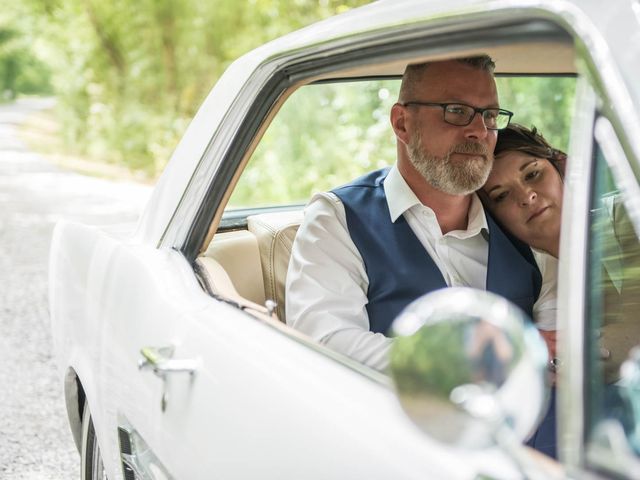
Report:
405,61,499,195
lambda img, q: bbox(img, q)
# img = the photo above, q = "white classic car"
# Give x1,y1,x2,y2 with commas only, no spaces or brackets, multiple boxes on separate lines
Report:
50,0,640,479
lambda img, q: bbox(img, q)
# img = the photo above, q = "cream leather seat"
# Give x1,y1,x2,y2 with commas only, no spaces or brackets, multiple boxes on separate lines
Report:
247,210,303,322
200,229,266,306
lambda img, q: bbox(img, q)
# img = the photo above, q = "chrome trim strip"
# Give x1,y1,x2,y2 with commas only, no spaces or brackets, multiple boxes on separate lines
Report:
552,1,640,184
556,76,596,468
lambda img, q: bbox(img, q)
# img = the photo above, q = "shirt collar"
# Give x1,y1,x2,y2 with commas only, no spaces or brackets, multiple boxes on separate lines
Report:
384,164,422,223
383,164,488,237
456,193,488,239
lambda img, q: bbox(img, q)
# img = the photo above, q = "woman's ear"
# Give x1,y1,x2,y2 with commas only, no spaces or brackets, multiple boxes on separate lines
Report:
390,103,411,144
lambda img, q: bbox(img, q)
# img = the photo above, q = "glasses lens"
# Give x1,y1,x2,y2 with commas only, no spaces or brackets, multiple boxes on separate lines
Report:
443,104,474,126
489,110,511,130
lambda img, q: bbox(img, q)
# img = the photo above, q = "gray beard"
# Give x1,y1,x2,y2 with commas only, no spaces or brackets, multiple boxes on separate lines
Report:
407,131,493,195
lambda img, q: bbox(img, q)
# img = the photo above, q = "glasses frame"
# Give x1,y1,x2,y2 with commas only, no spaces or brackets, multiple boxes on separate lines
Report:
402,101,514,130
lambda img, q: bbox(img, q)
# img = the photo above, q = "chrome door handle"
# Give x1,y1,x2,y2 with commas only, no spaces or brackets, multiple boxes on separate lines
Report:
138,345,200,412
138,346,200,377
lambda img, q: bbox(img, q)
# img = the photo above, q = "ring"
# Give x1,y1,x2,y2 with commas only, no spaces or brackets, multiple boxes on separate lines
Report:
549,357,561,373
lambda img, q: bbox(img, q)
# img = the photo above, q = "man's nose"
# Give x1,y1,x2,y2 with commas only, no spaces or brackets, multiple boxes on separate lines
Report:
464,112,488,140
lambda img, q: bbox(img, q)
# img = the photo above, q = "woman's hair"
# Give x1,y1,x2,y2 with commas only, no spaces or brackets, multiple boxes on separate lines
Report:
495,123,567,176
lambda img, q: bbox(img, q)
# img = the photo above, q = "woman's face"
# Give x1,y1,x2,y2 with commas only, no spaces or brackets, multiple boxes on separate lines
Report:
480,151,563,251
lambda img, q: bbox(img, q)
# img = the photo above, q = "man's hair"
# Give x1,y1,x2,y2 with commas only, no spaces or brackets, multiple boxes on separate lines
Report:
398,55,496,103
495,123,567,176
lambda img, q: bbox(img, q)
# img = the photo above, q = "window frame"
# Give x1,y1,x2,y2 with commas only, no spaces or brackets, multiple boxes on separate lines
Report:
157,14,573,261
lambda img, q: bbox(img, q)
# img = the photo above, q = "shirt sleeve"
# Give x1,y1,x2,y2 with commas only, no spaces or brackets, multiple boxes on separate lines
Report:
532,250,558,331
285,192,392,370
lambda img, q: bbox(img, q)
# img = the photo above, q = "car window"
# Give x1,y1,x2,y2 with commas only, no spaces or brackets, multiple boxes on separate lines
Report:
584,132,640,476
225,75,576,212
496,76,576,152
226,79,400,210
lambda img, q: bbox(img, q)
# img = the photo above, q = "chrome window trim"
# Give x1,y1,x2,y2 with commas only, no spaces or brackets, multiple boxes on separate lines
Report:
557,76,596,469
560,4,640,184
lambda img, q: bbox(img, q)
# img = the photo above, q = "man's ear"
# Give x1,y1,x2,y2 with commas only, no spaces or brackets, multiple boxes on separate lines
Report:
390,103,411,145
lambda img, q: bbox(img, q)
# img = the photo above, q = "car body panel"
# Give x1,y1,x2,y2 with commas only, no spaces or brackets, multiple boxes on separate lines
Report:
50,1,640,479
51,220,523,479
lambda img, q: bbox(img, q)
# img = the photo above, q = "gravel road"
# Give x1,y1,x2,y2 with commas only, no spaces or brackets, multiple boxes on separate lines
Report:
0,98,151,479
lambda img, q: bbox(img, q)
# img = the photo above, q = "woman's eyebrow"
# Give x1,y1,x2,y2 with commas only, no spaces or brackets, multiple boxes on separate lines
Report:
519,159,538,171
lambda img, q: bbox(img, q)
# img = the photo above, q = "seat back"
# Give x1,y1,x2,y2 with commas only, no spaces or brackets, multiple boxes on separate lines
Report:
201,229,266,306
247,210,303,321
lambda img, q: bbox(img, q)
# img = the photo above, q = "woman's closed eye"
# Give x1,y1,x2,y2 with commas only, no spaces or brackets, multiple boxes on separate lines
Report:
523,161,543,182
491,190,509,203
524,169,541,182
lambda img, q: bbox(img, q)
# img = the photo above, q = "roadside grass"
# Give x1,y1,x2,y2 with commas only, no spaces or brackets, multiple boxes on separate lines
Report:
19,103,155,185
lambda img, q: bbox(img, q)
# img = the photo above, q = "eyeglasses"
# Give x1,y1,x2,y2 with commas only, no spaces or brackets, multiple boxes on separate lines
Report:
402,102,513,130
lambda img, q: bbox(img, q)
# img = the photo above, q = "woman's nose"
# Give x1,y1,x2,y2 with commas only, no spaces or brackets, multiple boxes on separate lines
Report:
519,188,537,206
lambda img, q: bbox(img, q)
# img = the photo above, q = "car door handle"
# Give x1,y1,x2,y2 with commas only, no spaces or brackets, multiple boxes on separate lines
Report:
138,346,200,412
138,345,200,377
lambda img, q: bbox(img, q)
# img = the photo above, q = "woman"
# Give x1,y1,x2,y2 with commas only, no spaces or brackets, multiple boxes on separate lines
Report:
479,124,567,459
479,124,566,352
482,125,639,457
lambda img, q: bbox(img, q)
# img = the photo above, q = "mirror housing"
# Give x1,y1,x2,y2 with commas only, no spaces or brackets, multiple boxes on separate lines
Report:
389,287,549,449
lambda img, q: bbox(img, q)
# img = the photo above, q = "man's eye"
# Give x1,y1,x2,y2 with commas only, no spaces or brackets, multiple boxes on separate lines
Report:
446,105,468,115
485,110,499,120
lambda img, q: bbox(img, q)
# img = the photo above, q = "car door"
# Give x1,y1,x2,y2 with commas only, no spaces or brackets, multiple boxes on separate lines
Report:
99,239,521,480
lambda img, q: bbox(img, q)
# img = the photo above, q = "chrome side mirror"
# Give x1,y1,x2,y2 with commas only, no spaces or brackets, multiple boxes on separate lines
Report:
389,288,549,450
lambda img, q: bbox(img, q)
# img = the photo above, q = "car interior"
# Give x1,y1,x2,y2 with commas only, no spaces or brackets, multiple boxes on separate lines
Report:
193,39,577,326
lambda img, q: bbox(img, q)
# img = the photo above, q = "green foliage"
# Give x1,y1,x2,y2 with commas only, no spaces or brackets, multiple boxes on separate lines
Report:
497,76,576,152
7,2,576,180
229,80,399,207
228,76,576,208
9,0,371,176
390,320,474,398
0,10,52,100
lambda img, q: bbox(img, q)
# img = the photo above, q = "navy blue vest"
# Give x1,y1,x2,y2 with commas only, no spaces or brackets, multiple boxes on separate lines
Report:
332,168,542,334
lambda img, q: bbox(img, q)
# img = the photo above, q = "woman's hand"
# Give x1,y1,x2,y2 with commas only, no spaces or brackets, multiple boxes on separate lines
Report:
539,329,557,358
539,329,558,385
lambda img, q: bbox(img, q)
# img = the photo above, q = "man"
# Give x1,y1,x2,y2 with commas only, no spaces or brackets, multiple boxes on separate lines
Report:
286,56,554,370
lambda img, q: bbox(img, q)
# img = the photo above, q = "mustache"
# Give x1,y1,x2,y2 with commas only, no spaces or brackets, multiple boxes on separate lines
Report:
451,142,491,156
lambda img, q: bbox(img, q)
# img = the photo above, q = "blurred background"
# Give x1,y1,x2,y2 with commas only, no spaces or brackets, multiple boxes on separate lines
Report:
2,0,575,186
1,0,372,181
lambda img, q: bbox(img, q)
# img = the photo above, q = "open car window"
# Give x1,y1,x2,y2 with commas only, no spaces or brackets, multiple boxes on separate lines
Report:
206,73,577,338
224,75,576,214
226,79,400,210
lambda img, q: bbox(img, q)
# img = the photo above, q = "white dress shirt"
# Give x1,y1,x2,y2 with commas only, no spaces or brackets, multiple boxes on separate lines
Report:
286,165,557,370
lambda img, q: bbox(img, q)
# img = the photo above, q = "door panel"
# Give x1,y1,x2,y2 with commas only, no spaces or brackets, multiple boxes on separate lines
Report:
100,246,517,479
